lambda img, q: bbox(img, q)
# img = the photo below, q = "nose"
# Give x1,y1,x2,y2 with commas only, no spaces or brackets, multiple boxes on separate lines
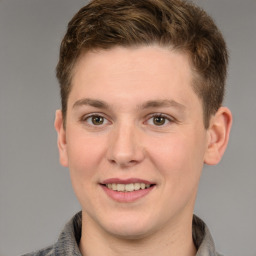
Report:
107,123,145,168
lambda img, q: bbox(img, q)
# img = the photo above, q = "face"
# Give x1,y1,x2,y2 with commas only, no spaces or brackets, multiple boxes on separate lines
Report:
56,46,214,239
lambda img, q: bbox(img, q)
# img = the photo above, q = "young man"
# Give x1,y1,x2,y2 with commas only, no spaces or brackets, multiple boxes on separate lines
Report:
24,0,232,255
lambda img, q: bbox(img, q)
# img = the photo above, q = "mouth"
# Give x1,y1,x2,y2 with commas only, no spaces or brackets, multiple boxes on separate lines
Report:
100,179,156,202
102,183,154,192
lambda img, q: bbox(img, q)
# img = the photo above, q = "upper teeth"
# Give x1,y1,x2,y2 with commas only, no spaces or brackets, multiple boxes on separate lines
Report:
106,183,150,192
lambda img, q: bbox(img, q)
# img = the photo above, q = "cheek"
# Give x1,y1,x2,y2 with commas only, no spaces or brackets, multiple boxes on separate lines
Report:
148,132,205,184
66,130,107,183
65,130,109,209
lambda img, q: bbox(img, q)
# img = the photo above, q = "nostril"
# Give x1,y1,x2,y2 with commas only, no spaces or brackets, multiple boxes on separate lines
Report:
109,159,116,164
108,157,141,167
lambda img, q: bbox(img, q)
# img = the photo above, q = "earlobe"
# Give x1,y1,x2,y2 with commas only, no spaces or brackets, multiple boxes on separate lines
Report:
204,107,232,165
54,110,69,167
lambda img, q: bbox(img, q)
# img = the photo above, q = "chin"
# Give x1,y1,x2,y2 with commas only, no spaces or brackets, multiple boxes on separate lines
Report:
101,214,158,240
107,226,153,240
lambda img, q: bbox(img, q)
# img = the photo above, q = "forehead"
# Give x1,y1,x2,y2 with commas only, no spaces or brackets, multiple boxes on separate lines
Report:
69,45,200,110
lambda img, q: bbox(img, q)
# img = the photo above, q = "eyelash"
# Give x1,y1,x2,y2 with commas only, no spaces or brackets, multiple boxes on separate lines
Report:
80,113,175,127
81,113,111,127
146,113,174,126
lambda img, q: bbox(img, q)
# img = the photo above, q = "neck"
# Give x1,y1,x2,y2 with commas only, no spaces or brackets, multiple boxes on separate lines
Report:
79,212,197,256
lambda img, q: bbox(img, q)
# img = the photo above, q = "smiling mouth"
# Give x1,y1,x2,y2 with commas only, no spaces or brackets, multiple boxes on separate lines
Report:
102,183,155,192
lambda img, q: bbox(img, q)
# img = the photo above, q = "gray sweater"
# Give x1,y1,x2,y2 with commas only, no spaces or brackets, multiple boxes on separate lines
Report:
22,212,223,256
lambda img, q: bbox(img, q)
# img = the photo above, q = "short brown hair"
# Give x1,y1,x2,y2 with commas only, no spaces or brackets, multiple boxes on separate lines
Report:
56,0,228,128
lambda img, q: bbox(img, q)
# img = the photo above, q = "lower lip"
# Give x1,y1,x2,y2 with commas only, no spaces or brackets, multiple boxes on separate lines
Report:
101,185,155,203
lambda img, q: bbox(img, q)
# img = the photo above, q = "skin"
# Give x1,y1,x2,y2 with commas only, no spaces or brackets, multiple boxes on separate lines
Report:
55,45,232,256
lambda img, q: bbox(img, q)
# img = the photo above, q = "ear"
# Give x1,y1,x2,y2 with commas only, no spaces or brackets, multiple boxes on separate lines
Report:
204,107,232,165
54,110,69,167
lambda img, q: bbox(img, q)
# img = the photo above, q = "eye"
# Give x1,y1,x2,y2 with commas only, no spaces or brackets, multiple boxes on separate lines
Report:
147,114,173,126
83,114,109,126
152,116,166,126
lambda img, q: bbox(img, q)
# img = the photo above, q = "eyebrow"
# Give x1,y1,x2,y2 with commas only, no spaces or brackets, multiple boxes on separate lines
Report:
139,99,186,111
72,98,186,111
73,98,110,109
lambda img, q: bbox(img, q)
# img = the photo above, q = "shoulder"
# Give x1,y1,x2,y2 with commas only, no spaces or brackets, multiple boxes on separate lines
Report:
21,245,54,256
193,215,225,256
21,212,82,256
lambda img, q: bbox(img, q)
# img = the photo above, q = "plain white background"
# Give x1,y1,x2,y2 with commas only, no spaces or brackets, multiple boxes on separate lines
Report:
0,0,255,255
